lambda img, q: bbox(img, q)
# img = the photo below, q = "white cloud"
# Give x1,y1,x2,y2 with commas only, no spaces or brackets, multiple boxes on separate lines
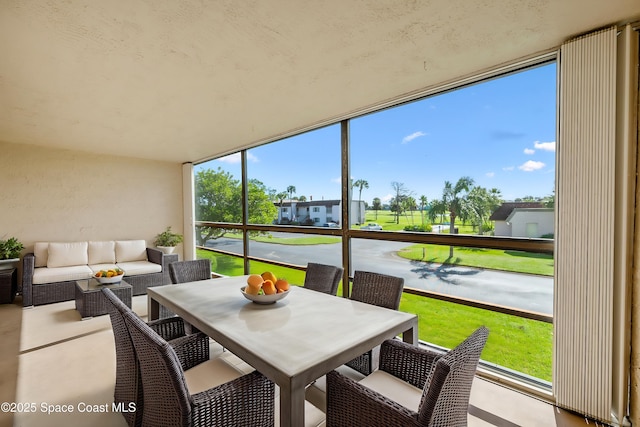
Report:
217,152,258,163
486,172,495,177
502,166,515,171
331,177,341,184
402,131,426,144
381,194,394,203
524,148,535,155
519,160,545,172
534,141,556,152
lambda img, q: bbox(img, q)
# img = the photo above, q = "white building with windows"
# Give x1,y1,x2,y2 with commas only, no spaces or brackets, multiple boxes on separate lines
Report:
275,199,365,225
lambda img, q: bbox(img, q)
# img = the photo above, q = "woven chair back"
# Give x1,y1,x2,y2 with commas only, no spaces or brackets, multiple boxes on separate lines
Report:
303,263,343,295
169,259,212,284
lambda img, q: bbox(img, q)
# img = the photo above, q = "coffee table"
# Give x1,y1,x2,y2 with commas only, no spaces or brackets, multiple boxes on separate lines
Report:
75,278,132,319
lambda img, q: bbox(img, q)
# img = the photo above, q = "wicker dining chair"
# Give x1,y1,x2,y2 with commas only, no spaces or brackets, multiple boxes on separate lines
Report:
161,259,213,321
326,326,489,427
122,304,275,427
102,288,210,427
303,262,343,296
345,270,405,375
169,259,212,284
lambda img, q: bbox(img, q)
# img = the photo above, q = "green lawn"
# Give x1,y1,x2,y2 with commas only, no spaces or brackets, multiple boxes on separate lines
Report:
397,245,554,276
197,249,553,381
358,210,476,233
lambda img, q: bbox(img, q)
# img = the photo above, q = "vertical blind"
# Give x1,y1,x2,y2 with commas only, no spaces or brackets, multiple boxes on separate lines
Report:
555,25,636,425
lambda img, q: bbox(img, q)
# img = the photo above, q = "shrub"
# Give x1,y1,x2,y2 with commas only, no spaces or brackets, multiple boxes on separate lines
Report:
403,224,433,232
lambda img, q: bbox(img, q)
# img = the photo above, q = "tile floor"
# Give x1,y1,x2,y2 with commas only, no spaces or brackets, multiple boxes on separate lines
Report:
0,294,601,427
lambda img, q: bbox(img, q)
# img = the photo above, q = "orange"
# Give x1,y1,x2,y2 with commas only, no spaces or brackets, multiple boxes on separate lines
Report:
262,279,276,295
275,279,289,292
261,271,277,284
247,274,264,289
244,285,260,295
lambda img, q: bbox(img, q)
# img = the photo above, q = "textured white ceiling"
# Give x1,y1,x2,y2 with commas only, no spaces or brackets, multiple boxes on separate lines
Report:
1,1,639,163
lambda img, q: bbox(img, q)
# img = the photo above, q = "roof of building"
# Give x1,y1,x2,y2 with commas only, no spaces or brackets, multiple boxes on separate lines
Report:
489,202,545,221
275,199,340,208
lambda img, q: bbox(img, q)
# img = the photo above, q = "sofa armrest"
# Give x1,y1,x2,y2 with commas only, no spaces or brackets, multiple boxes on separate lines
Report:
22,253,35,306
146,247,163,265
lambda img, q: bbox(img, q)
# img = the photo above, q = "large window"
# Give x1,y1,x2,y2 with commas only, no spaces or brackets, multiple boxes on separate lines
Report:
194,59,556,385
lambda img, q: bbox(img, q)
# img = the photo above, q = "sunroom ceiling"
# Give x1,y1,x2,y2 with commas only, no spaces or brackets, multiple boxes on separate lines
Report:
1,1,639,163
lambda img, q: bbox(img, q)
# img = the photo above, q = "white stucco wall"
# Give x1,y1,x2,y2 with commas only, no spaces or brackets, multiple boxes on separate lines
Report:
509,210,555,238
0,141,184,264
493,220,512,237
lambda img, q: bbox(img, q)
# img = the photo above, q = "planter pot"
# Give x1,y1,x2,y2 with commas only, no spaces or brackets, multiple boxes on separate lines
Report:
0,258,19,271
156,246,176,255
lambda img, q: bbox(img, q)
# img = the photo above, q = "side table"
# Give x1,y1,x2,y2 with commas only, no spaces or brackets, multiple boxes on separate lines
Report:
0,268,17,304
75,278,132,320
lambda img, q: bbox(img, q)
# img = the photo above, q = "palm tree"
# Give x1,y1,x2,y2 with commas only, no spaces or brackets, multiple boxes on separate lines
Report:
419,195,428,227
286,185,296,200
441,176,474,257
276,191,288,224
353,179,369,224
404,196,417,225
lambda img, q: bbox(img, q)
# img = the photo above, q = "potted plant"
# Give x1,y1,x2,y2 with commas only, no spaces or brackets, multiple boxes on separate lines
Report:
0,236,24,270
154,227,184,254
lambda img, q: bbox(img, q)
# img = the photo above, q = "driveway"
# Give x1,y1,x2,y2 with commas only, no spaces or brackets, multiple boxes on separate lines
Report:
205,236,553,315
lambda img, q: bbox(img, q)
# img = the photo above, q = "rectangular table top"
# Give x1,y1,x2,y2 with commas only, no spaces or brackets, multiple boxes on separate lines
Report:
148,275,418,426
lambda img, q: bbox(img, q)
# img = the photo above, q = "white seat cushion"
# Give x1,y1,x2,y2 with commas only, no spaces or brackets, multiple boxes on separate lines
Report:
88,241,115,264
32,265,93,284
33,242,49,268
116,261,161,276
89,264,118,274
358,370,423,412
184,358,245,395
115,240,147,263
47,242,88,268
306,365,365,412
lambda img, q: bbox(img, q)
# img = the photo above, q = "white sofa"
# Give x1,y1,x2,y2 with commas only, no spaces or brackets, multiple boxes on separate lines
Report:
22,240,178,306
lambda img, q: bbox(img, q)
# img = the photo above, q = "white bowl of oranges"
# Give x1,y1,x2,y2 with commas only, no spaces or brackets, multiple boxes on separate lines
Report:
241,272,290,304
93,268,125,284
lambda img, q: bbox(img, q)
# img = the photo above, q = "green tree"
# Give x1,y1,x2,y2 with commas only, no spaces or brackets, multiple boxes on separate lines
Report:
390,182,411,224
419,195,428,227
441,176,474,257
276,191,288,223
195,168,277,244
403,196,417,225
286,185,296,201
372,197,382,220
465,186,503,234
353,179,369,223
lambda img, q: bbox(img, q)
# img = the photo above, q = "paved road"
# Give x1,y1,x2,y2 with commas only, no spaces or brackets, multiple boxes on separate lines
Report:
205,234,553,315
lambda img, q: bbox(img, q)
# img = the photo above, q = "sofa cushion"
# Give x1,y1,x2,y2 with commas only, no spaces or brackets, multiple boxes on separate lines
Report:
47,242,89,268
89,264,118,274
33,265,93,285
88,241,116,265
34,242,49,268
117,261,161,276
115,240,147,263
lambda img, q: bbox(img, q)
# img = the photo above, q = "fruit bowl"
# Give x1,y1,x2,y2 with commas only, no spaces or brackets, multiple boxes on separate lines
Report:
93,269,124,284
241,286,290,305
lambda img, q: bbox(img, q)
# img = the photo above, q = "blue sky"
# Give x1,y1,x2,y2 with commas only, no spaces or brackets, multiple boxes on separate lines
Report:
201,62,556,205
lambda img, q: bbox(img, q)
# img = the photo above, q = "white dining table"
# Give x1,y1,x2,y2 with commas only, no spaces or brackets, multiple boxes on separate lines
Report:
147,275,418,427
